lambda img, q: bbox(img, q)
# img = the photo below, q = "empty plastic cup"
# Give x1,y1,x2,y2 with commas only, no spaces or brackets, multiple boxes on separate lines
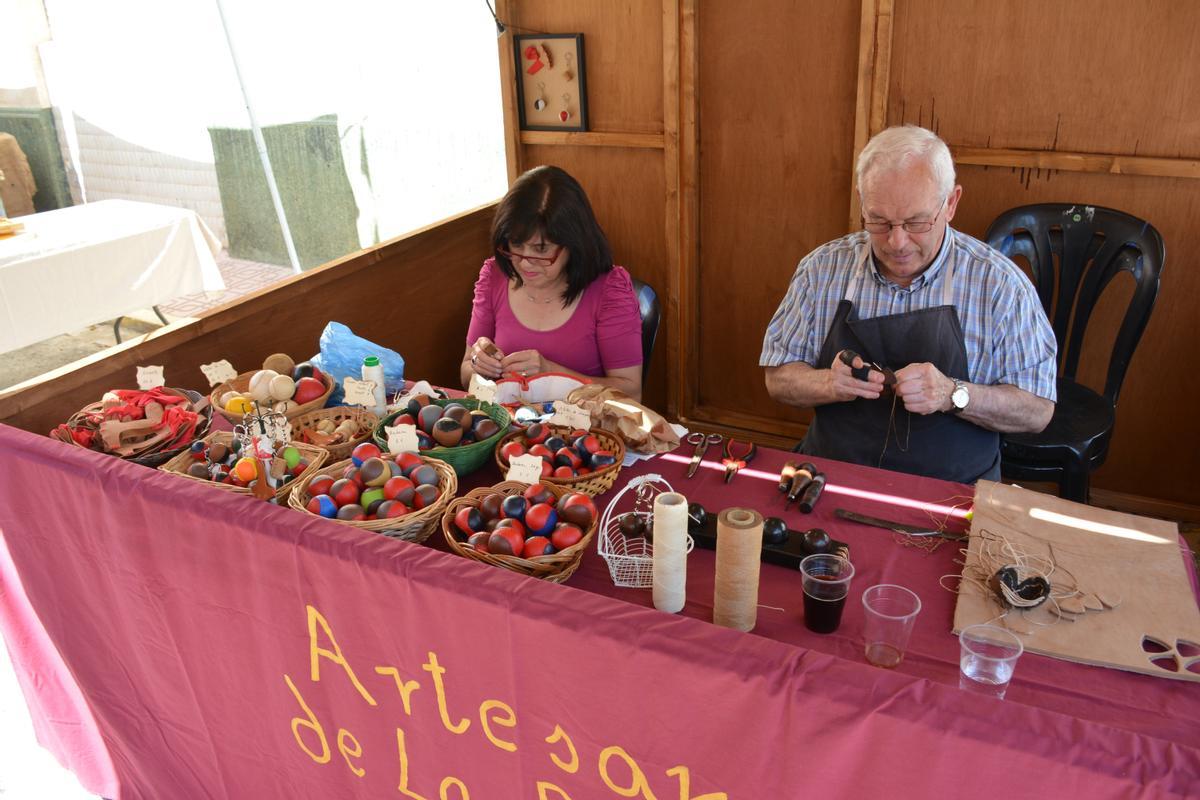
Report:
959,624,1024,699
861,584,922,668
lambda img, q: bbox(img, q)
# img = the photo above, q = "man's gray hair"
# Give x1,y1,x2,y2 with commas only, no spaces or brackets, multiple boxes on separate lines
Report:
856,125,955,198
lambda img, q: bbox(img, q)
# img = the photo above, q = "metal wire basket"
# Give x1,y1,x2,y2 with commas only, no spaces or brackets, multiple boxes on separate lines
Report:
597,473,694,588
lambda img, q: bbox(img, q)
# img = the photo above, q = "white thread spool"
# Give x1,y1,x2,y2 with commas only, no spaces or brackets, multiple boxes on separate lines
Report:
652,492,689,613
714,508,763,631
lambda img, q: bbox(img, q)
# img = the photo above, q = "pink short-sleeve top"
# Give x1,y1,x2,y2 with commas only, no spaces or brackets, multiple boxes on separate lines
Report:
466,258,643,378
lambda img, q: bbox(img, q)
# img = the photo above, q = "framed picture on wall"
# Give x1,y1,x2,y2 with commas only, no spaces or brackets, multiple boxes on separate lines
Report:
513,33,588,132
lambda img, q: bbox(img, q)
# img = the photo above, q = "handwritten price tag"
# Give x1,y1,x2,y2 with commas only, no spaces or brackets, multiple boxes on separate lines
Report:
385,424,419,454
550,401,592,430
136,365,165,390
199,359,238,388
505,453,544,484
468,374,497,403
343,377,377,407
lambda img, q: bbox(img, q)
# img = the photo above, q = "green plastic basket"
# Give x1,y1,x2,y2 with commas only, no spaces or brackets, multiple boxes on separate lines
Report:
374,397,511,476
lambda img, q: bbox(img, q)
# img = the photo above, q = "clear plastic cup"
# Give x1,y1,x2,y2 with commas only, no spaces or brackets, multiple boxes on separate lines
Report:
959,624,1024,699
861,584,922,668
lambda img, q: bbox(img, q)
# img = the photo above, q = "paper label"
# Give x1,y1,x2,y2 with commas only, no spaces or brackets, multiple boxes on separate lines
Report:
199,359,238,388
385,424,419,454
395,380,437,410
342,377,377,407
468,374,497,403
505,453,544,484
136,365,165,390
550,401,591,430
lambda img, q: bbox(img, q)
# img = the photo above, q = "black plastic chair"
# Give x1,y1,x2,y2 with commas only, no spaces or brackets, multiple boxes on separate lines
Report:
630,278,661,384
985,204,1165,503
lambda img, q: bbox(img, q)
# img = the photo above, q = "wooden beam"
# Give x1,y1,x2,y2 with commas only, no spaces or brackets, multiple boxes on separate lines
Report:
674,0,699,422
496,0,522,183
952,146,1200,180
849,0,894,230
518,131,666,149
662,0,681,419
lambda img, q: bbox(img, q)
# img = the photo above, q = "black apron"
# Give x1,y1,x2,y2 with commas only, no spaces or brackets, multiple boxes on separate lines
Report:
798,240,1001,483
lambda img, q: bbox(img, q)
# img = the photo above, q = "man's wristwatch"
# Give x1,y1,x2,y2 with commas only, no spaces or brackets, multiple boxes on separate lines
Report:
949,379,970,414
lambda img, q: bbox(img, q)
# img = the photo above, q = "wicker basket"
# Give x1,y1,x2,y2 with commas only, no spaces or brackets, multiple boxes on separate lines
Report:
49,387,214,468
290,406,379,462
158,431,328,501
288,455,457,543
440,481,598,583
373,398,511,477
493,426,625,497
210,370,334,426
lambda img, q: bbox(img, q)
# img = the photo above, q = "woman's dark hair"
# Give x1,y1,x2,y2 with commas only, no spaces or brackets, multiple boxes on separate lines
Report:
490,165,613,305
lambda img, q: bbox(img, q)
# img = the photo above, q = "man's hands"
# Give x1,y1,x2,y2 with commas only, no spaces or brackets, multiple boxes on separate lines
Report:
893,362,956,414
829,350,888,402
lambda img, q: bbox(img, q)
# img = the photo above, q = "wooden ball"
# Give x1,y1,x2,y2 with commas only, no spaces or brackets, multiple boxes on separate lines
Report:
248,370,279,403
263,352,295,375
268,374,295,401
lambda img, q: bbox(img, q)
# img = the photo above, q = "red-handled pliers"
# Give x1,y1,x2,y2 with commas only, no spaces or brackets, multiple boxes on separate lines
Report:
721,439,758,483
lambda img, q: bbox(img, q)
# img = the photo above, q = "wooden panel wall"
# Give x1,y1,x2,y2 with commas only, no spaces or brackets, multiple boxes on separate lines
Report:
0,205,495,436
884,0,1200,509
498,1,1200,516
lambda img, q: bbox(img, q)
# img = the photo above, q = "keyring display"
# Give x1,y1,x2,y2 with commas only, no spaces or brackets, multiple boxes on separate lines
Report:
514,33,588,132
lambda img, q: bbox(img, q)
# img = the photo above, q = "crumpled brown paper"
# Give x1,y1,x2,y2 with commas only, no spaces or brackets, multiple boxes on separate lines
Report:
565,385,680,454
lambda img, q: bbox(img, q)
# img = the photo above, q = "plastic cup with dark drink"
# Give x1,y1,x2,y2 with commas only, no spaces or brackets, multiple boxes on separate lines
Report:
799,553,855,633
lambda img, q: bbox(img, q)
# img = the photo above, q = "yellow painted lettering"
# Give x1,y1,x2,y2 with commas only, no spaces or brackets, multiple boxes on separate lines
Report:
537,781,574,799
395,727,431,800
599,745,659,800
439,776,470,799
421,651,470,734
666,765,727,800
375,665,422,715
307,605,377,706
478,699,518,752
283,674,330,764
544,724,580,774
337,728,366,777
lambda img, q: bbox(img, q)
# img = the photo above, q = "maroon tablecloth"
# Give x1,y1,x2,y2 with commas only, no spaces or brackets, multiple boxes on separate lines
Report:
1,423,1197,799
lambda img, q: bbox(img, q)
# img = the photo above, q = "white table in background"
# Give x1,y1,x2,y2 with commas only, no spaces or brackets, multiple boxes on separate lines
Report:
0,199,225,354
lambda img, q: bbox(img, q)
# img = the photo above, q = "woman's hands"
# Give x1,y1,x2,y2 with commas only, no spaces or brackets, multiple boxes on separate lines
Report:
467,337,506,380
500,349,545,379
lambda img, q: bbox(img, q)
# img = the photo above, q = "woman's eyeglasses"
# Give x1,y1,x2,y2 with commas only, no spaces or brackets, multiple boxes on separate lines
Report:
861,197,947,235
497,246,563,267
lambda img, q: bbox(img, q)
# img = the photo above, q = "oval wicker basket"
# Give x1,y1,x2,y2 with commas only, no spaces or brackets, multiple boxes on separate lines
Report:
158,430,328,501
210,370,335,426
290,406,379,462
373,398,511,477
493,426,625,497
288,455,457,543
440,481,598,583
49,387,214,468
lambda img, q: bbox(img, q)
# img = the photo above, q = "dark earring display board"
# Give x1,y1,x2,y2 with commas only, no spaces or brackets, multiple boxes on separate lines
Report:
513,33,588,132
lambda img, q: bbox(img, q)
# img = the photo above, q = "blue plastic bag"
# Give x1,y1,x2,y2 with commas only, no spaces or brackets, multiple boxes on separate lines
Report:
311,322,405,393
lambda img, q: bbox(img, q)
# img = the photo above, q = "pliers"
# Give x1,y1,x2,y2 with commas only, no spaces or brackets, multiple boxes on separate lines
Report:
721,439,757,483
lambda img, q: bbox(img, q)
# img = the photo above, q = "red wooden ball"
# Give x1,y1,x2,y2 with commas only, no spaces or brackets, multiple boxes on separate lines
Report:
551,523,584,551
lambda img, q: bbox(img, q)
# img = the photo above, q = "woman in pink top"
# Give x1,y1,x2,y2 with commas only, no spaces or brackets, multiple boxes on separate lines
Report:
461,166,644,399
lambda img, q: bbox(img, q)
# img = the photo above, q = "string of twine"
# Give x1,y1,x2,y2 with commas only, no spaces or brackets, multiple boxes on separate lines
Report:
877,392,911,467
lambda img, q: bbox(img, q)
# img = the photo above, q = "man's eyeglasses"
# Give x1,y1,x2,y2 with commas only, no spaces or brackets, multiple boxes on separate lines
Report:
861,198,947,235
497,246,563,267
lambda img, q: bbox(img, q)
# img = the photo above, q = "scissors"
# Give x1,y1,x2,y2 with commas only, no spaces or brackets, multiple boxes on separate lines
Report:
721,439,758,483
684,432,723,478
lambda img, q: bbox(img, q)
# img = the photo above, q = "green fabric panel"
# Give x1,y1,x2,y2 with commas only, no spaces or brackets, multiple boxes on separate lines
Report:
0,107,72,212
208,114,359,269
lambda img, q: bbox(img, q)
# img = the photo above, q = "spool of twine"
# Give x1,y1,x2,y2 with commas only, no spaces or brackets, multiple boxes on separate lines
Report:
652,492,689,613
714,508,763,631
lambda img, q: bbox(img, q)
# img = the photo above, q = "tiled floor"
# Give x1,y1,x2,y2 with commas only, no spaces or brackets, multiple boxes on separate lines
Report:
158,256,294,318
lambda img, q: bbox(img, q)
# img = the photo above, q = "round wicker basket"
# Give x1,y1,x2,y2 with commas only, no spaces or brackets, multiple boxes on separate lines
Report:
440,481,598,583
158,430,327,501
49,387,213,468
290,406,379,462
288,455,457,543
493,426,625,497
373,398,511,476
210,370,334,426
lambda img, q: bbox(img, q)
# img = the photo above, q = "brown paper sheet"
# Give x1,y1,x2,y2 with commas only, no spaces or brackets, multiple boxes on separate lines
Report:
565,385,680,454
954,480,1200,682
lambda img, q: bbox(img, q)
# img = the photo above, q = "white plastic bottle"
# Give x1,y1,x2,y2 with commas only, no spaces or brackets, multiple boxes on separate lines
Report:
361,355,387,416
